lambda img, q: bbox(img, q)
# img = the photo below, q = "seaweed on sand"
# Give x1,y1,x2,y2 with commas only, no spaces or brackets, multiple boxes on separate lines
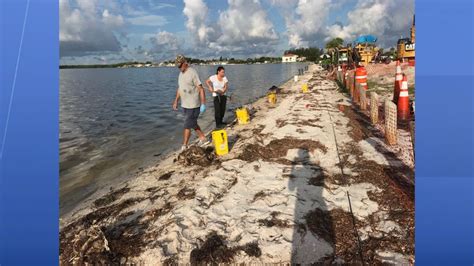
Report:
159,171,175,180
60,198,173,265
238,137,327,162
177,187,196,200
177,146,216,167
190,232,262,265
93,186,131,207
258,211,290,228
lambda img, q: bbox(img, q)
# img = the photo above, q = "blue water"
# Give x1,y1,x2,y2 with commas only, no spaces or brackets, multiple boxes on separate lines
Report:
60,63,308,215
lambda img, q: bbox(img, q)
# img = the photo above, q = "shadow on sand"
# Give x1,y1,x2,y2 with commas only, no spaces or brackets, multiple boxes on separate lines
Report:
288,148,336,264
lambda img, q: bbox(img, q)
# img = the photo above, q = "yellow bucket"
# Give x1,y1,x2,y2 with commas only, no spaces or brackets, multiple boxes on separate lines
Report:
212,129,229,156
268,92,277,104
302,83,309,93
235,107,249,125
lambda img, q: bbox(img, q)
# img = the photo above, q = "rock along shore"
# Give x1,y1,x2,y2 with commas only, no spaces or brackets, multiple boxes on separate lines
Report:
60,64,414,265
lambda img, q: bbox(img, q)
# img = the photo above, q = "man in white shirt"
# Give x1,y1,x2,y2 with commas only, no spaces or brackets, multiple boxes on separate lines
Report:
172,55,210,151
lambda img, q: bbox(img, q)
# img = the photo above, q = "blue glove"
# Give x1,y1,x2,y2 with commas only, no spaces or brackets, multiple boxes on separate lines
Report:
200,104,206,113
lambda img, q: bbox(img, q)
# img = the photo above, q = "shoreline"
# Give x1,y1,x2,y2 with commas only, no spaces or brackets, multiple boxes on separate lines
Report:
59,61,293,69
59,71,300,219
60,64,414,264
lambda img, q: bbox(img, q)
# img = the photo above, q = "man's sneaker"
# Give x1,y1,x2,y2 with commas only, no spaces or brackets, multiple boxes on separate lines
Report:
198,139,211,147
180,145,187,152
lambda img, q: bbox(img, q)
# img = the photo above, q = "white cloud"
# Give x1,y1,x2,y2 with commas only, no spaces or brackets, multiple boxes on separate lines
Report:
293,0,332,46
183,0,278,56
127,15,168,27
150,31,182,53
183,0,215,45
269,0,298,8
123,4,148,17
272,0,332,47
61,0,414,63
325,0,414,48
217,0,278,45
150,3,176,10
270,0,414,49
124,2,175,17
75,0,97,13
102,9,125,28
60,0,125,57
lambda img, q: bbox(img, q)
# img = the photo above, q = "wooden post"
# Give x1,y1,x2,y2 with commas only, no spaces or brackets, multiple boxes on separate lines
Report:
345,73,349,94
360,87,367,110
346,73,351,96
354,83,360,104
410,121,415,149
349,72,355,99
370,92,379,124
385,99,398,145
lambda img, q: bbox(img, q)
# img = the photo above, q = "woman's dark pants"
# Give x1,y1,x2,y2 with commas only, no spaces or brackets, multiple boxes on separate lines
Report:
213,95,227,127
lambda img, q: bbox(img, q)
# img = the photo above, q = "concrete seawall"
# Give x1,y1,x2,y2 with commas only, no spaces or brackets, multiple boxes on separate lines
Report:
60,64,414,265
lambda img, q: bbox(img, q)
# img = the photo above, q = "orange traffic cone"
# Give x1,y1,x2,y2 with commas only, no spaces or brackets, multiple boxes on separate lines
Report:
355,66,368,91
393,61,403,104
397,74,410,121
355,66,367,103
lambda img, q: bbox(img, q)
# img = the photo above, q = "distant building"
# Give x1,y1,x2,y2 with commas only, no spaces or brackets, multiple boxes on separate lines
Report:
297,56,306,62
282,53,298,63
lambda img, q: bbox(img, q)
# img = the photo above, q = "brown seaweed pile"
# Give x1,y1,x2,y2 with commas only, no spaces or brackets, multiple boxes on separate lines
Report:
238,137,327,162
176,146,216,166
190,232,261,265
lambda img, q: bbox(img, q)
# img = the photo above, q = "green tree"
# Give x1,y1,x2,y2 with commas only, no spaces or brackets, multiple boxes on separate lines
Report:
382,47,397,58
325,38,344,49
284,47,323,62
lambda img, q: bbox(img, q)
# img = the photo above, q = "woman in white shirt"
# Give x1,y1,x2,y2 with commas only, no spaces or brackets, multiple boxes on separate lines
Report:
206,66,229,128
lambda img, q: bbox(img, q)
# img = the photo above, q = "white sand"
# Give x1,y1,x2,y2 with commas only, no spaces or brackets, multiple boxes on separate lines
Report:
60,64,414,265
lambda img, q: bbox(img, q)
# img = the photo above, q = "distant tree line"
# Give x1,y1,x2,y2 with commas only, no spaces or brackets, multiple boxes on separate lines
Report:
283,47,324,62
61,51,334,69
60,61,153,69
162,56,283,65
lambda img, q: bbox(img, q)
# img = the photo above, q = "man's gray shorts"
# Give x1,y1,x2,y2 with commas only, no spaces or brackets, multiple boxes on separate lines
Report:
183,107,200,129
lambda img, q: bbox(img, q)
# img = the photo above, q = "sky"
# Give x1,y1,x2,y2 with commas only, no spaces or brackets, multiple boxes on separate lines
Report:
59,0,415,64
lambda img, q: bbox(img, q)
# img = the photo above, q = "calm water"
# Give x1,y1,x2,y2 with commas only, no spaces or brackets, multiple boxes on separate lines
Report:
60,63,308,216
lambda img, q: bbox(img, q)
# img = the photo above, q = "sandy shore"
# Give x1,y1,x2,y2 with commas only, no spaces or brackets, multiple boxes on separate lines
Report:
60,64,414,265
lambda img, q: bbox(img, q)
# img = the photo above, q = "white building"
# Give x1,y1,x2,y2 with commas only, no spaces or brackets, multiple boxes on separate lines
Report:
297,56,306,62
282,53,298,63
